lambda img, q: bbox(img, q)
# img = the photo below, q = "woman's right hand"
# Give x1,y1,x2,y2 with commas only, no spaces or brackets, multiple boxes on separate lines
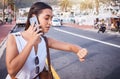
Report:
77,48,88,62
25,25,43,46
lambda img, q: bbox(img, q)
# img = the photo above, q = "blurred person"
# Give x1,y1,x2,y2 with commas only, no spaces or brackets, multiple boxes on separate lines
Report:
7,13,12,24
94,18,99,29
116,19,120,32
5,15,8,23
6,2,88,79
111,22,117,32
98,19,106,33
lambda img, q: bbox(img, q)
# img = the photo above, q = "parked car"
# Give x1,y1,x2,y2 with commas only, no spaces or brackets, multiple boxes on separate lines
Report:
52,18,61,26
16,16,27,27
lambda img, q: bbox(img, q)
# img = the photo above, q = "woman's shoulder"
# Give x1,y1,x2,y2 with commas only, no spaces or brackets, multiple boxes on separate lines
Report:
6,34,16,47
7,34,15,42
7,32,20,42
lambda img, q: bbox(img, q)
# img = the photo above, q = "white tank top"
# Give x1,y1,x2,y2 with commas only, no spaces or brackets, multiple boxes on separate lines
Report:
6,32,47,79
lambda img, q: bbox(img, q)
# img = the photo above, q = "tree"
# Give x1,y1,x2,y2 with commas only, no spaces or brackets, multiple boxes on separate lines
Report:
94,0,113,15
59,0,72,12
95,0,99,15
80,0,93,11
2,0,8,22
99,0,111,4
1,0,14,22
1,0,8,6
8,0,14,11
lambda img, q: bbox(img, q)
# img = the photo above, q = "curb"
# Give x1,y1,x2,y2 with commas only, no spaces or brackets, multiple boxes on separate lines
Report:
63,23,93,29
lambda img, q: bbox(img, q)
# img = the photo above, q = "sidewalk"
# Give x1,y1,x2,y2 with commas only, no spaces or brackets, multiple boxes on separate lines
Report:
63,23,93,29
0,21,16,45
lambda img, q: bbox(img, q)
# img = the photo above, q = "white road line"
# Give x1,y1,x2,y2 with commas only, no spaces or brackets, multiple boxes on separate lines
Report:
54,28,120,48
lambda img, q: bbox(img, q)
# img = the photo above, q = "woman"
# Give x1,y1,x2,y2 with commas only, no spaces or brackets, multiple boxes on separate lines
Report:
6,2,88,79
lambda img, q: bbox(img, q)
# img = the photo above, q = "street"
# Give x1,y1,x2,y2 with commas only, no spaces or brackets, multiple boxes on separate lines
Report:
47,26,120,79
0,0,120,79
0,25,120,79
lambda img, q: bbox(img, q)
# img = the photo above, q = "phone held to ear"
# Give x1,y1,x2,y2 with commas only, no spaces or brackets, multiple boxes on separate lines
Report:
29,16,42,34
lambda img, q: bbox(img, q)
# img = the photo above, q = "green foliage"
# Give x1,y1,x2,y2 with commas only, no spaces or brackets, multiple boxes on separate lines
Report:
99,0,111,4
59,0,72,12
80,0,93,11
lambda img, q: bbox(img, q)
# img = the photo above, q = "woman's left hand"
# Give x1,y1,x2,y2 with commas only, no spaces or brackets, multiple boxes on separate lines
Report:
77,48,88,62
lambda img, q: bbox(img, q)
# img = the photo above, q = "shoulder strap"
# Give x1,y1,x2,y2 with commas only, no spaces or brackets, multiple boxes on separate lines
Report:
34,36,52,79
43,36,52,72
13,33,23,52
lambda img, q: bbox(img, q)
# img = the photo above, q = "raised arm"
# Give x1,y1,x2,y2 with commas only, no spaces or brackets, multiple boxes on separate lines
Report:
47,37,88,61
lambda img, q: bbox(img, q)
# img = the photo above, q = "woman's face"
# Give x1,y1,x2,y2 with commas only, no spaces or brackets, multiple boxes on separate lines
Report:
38,9,53,33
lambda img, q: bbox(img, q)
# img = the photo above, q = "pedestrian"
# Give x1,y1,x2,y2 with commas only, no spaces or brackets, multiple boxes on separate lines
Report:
116,20,120,32
7,13,12,24
5,16,8,23
60,19,63,25
5,2,88,79
110,22,117,32
94,18,99,29
98,19,106,33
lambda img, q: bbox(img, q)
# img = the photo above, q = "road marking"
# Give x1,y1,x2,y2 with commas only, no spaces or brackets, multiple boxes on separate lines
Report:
54,28,120,48
51,65,60,79
46,60,60,79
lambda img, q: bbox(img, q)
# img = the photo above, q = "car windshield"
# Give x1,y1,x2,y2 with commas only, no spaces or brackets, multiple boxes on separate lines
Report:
53,19,58,22
18,17,27,20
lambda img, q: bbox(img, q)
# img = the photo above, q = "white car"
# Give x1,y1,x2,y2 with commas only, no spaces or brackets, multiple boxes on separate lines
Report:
52,18,61,26
16,16,27,27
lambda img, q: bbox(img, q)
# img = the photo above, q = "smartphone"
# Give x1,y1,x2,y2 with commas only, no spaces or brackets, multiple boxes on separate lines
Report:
29,16,40,32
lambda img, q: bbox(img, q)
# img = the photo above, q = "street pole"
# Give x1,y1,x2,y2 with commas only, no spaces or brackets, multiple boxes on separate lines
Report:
13,2,16,21
3,0,5,23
